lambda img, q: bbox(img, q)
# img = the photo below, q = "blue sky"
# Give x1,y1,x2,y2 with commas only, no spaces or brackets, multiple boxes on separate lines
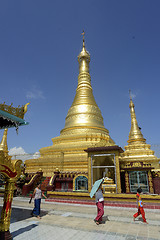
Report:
0,0,160,158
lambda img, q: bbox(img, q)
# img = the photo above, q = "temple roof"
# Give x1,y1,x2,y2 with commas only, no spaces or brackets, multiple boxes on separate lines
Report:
0,103,29,130
0,109,29,130
85,145,124,153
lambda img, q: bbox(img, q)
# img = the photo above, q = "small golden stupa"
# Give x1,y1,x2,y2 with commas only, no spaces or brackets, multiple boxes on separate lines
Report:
119,91,159,193
25,33,115,176
120,92,158,163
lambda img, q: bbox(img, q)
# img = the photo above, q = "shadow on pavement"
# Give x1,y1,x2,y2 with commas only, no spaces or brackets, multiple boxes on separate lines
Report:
12,224,38,238
11,207,48,222
0,206,48,223
136,216,145,223
103,215,110,222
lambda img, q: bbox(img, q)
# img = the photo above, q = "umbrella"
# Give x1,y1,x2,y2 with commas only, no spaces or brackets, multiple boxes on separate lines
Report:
90,178,104,198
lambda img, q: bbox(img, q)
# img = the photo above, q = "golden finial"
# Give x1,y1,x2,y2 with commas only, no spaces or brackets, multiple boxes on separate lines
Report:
129,90,134,109
81,30,85,47
128,92,145,142
78,30,90,71
23,102,30,114
0,128,8,153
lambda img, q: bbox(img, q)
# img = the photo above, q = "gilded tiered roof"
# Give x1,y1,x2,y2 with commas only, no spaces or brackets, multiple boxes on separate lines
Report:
120,92,158,162
48,32,115,150
60,33,110,137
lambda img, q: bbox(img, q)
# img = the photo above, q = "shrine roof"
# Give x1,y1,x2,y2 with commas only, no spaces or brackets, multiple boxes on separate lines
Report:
84,145,124,153
0,109,29,130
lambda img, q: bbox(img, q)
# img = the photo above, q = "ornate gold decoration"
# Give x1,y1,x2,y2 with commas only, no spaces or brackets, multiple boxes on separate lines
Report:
121,162,152,169
0,102,30,119
102,177,116,193
115,155,121,193
125,172,130,193
0,129,22,235
148,171,154,194
49,176,54,186
151,169,160,177
0,179,16,232
0,129,8,155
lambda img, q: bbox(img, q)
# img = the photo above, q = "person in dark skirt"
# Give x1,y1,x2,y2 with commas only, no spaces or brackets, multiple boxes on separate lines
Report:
30,183,47,219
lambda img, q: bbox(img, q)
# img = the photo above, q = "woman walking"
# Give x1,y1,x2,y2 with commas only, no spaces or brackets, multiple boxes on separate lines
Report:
94,183,104,225
31,183,47,219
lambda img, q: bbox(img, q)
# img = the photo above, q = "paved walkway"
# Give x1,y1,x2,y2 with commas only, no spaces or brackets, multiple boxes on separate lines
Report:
0,197,160,240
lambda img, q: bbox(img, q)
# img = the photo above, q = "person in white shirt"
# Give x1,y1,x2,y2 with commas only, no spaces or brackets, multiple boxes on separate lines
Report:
31,183,47,219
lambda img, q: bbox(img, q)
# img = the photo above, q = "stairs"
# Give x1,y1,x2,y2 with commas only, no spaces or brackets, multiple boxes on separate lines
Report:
40,177,51,195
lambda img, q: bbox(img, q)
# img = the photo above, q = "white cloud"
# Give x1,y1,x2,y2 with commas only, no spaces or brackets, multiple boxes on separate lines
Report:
32,152,41,159
26,87,45,100
9,147,26,156
9,147,40,162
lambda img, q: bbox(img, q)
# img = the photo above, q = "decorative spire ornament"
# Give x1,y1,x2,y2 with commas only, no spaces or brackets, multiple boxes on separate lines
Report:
0,128,8,154
128,90,145,143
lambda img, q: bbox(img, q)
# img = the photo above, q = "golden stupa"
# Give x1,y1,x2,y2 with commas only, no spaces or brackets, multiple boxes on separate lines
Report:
119,92,159,193
120,92,158,163
25,33,115,176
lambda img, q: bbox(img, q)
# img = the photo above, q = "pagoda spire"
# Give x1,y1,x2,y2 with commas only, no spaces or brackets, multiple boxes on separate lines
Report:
77,30,90,74
0,128,8,154
61,32,109,136
119,91,158,162
128,90,145,143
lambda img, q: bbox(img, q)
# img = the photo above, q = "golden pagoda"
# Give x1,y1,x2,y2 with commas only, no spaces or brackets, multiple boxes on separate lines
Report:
25,33,115,177
119,91,159,193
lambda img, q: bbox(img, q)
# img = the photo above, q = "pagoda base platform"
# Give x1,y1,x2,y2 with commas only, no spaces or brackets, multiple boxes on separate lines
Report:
46,191,160,209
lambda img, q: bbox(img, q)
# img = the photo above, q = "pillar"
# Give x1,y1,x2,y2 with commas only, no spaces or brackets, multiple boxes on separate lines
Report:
148,171,154,194
88,155,92,192
0,178,16,240
115,154,121,193
125,171,130,193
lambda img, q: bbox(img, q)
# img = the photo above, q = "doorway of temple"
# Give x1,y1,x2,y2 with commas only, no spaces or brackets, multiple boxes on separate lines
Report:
91,154,117,193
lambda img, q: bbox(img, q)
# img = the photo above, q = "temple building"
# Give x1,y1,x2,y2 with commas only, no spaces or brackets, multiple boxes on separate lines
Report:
24,35,160,196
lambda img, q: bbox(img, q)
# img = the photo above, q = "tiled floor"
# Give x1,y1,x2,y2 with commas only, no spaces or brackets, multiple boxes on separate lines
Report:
0,197,160,240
